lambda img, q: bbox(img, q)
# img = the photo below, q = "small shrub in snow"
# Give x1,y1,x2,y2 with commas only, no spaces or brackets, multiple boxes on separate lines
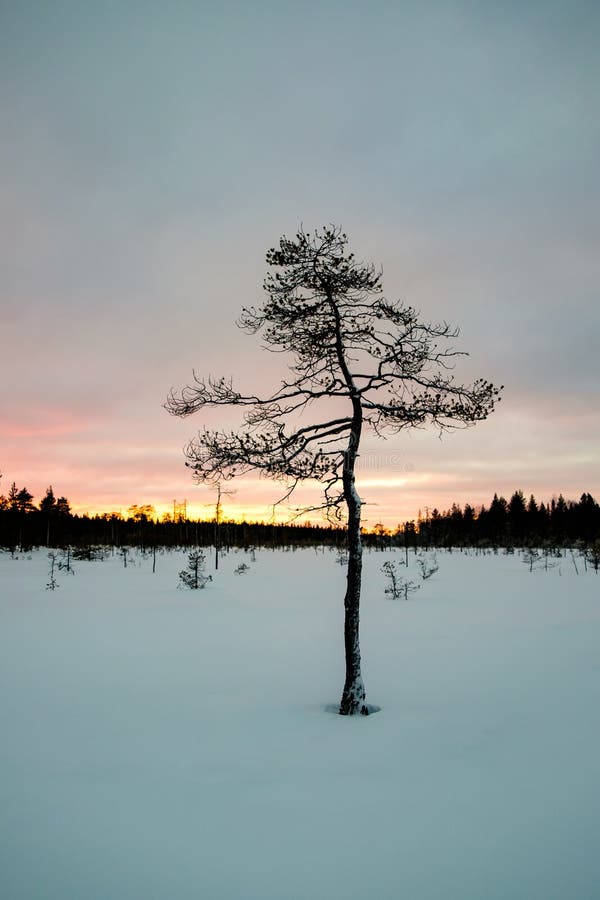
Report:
178,550,211,590
583,540,600,573
336,548,349,566
58,546,75,574
234,562,250,575
72,545,105,562
522,546,559,573
382,561,420,601
522,548,540,572
382,561,399,597
399,578,420,601
46,552,59,590
417,551,439,580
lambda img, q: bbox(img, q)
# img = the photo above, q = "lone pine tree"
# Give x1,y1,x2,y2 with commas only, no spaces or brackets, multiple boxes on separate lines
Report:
165,226,501,715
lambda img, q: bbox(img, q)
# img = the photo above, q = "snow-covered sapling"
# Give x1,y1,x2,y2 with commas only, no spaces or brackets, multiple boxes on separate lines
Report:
583,540,600,573
336,548,349,566
179,550,212,589
46,552,59,590
523,546,559,573
382,560,400,598
234,562,250,575
72,545,105,562
398,578,420,601
417,551,439,580
382,560,420,601
522,548,540,572
569,549,580,575
58,546,74,574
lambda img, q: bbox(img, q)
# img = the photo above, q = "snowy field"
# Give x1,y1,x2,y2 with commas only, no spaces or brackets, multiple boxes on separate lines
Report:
1,546,599,900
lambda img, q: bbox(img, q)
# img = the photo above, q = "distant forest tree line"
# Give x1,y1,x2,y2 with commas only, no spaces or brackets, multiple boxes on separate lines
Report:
1,480,598,552
411,489,600,548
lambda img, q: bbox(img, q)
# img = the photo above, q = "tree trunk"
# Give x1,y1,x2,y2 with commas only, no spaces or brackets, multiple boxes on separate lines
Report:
214,485,221,571
339,448,368,716
329,290,368,716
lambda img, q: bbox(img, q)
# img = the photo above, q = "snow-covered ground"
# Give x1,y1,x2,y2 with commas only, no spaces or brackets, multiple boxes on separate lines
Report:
1,546,599,900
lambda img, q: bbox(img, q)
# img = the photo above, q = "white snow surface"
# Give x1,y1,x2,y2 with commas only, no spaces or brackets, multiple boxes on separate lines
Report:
1,547,599,900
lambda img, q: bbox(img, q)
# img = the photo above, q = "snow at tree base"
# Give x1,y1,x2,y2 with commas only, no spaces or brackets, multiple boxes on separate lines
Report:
1,547,599,900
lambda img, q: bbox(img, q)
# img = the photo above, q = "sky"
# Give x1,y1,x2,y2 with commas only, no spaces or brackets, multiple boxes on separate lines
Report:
1,0,599,527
